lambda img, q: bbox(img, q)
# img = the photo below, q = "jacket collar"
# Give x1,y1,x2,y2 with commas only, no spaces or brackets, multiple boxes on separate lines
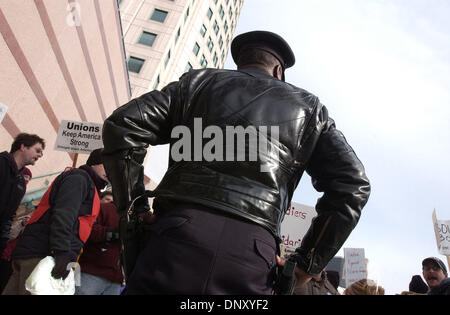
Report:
238,66,275,80
79,164,108,192
0,151,21,175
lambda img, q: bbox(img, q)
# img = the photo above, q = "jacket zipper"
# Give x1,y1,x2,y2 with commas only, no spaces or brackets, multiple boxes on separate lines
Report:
306,216,332,273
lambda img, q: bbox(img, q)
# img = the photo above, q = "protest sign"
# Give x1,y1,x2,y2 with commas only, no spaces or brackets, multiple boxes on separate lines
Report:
54,120,103,154
0,102,8,123
432,209,450,255
280,202,317,258
344,248,367,288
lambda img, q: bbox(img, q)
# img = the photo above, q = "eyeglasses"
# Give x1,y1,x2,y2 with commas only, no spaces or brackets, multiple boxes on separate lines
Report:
423,265,442,272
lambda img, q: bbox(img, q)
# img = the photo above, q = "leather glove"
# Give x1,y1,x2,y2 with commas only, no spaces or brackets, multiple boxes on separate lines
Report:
106,228,120,242
51,251,73,280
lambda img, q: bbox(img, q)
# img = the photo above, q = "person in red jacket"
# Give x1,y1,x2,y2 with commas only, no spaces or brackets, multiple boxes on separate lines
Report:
75,191,123,295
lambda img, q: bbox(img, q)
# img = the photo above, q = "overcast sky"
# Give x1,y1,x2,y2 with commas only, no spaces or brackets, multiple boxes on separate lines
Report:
225,0,450,294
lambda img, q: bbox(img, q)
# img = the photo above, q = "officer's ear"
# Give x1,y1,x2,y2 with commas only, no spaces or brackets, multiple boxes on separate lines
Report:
273,64,283,80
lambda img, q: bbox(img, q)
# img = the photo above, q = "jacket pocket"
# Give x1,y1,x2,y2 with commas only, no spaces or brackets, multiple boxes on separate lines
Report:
254,239,276,269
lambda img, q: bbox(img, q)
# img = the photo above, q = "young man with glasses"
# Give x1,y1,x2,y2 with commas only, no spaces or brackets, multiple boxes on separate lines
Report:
422,257,450,295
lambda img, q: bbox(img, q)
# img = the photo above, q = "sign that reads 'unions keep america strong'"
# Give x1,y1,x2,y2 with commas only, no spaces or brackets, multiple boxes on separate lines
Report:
54,120,103,154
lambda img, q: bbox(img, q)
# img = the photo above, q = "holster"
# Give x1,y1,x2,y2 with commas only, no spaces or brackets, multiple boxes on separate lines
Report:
274,258,297,295
119,191,155,281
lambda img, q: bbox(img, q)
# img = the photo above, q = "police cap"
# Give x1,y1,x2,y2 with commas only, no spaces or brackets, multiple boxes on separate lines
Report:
231,30,295,78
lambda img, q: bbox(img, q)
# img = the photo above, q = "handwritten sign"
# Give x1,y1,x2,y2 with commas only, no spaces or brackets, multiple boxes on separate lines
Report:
433,209,450,255
54,120,103,154
344,248,367,287
0,102,8,124
280,202,317,258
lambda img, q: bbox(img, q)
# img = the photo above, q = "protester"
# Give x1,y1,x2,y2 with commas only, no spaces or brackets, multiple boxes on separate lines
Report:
102,30,370,294
344,279,385,295
325,270,340,292
0,133,45,258
2,149,108,295
0,168,34,293
99,191,114,204
293,269,340,295
75,192,123,295
422,257,450,295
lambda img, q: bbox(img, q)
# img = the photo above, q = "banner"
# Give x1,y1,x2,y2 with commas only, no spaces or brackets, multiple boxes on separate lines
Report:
432,209,450,255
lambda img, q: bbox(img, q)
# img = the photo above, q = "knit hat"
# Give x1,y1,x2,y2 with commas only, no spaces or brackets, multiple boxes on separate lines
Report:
422,257,448,274
326,270,340,290
409,275,428,294
86,148,103,166
344,279,385,295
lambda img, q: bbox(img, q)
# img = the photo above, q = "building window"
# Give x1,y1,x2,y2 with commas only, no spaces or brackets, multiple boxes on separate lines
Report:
200,54,208,68
218,36,223,49
165,50,171,67
213,52,218,67
224,20,228,33
185,62,193,73
193,42,200,56
207,8,213,20
229,6,233,19
127,56,145,73
150,9,168,23
175,27,181,44
207,36,214,52
219,5,224,19
138,31,157,47
221,50,225,62
200,24,207,37
153,75,160,90
184,7,189,22
213,20,219,35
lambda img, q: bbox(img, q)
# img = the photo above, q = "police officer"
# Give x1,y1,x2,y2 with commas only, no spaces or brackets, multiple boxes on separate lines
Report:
102,30,370,294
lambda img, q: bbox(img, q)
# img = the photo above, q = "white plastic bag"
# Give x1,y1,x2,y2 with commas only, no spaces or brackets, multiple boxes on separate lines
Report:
25,256,75,295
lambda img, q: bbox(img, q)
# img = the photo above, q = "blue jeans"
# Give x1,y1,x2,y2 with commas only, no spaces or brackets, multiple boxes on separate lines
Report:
75,272,121,295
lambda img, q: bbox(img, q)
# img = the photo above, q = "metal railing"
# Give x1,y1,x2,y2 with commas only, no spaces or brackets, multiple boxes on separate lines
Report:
20,170,63,209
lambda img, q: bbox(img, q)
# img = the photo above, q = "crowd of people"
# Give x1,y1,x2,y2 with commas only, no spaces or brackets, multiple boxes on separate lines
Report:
0,139,449,295
0,29,449,296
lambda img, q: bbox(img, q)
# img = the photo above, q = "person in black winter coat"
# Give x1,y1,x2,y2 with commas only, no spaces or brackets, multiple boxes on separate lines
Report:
0,133,45,256
2,149,108,295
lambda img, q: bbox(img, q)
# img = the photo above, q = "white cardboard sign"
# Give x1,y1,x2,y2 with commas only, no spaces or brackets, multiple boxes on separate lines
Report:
344,248,367,287
433,209,450,255
0,102,8,124
54,120,103,154
280,202,317,258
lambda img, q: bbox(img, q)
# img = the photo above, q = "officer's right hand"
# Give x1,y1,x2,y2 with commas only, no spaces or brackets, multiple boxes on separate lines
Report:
276,255,312,287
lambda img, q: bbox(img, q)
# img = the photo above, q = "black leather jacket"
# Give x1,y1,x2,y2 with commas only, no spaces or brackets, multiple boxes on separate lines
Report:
102,66,370,275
